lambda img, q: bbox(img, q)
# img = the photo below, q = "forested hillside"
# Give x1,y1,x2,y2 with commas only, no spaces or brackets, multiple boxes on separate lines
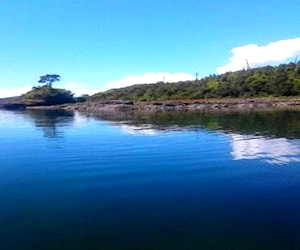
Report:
90,62,300,101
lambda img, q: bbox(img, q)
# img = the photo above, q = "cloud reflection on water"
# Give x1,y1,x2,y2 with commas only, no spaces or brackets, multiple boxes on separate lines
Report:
231,134,300,165
119,124,159,135
114,121,300,166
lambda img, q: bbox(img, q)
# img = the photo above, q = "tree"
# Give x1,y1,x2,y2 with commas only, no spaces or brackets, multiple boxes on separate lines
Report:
38,74,61,88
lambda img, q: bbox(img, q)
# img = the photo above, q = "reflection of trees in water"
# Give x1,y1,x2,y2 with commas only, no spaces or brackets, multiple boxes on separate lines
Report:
89,110,300,165
23,108,300,139
89,109,300,139
25,110,74,138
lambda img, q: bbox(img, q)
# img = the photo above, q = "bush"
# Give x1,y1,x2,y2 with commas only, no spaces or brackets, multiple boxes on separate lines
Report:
23,86,75,105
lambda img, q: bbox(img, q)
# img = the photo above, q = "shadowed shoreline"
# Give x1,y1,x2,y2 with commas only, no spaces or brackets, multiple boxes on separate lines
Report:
25,97,300,113
1,96,300,113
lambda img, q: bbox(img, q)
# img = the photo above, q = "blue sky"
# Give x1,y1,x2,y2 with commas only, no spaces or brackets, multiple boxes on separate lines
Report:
1,0,300,97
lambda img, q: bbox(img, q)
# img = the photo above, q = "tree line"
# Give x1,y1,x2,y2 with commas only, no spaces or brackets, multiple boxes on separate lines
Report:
90,62,300,101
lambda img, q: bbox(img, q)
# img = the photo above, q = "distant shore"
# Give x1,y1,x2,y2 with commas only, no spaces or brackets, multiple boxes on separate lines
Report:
1,96,300,113
23,97,300,113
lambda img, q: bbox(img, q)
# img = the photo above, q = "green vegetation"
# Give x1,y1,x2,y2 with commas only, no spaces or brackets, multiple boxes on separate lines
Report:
38,74,61,88
21,74,75,105
90,62,300,101
23,85,75,105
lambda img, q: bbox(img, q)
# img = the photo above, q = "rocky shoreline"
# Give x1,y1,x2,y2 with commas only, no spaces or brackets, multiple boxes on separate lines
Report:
19,97,300,113
1,96,300,113
0,97,44,110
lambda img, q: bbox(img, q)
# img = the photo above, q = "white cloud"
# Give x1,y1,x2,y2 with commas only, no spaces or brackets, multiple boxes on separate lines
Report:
62,82,105,97
105,72,194,89
58,72,194,96
0,86,32,98
217,37,300,74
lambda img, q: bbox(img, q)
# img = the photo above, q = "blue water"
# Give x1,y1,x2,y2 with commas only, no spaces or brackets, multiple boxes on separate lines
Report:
1,109,300,249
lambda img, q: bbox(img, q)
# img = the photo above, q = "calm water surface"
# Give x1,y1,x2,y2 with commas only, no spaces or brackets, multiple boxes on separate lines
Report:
1,109,300,249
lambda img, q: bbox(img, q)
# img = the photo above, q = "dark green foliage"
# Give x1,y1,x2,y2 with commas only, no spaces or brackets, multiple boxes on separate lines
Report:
90,62,300,101
23,85,75,105
38,74,61,88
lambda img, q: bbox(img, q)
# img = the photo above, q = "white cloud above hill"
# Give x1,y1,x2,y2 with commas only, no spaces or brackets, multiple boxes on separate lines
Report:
217,37,300,74
0,86,32,98
105,72,194,89
63,83,104,96
63,72,194,96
